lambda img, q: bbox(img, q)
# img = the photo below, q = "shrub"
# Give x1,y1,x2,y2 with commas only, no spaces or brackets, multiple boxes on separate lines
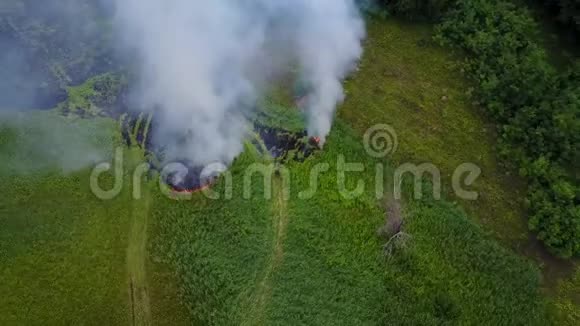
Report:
434,0,580,257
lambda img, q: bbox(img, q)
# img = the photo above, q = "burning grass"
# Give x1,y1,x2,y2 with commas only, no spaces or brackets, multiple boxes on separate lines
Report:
159,127,321,194
113,102,321,194
2,16,574,326
163,162,217,194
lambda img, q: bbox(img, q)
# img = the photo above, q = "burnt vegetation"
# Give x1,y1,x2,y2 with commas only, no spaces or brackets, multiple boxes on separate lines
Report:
255,123,320,163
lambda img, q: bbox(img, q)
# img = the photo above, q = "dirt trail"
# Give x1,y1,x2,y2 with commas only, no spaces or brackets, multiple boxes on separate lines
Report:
241,176,289,326
127,172,152,326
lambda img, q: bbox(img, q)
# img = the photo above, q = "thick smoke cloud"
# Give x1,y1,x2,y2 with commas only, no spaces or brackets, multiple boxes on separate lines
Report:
112,0,365,166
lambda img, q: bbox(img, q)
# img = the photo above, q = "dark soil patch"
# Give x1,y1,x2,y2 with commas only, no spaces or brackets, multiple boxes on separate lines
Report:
255,122,320,162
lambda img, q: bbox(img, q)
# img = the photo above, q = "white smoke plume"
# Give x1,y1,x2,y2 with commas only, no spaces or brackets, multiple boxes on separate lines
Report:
112,0,365,165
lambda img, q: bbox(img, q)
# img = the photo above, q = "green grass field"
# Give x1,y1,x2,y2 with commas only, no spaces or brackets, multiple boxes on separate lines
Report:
0,113,130,324
339,17,579,321
340,18,530,244
145,119,552,325
0,17,578,325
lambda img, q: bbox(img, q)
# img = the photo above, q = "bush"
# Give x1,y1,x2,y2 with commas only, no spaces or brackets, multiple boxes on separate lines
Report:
434,0,580,257
525,157,580,257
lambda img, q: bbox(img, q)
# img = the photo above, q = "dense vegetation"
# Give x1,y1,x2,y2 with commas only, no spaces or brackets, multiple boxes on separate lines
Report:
437,0,580,258
379,0,580,257
388,191,548,324
339,18,578,323
149,146,274,324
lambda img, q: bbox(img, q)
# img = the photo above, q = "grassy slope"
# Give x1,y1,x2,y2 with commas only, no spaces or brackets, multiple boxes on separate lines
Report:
148,119,550,324
340,18,530,245
0,112,130,324
271,122,549,325
387,195,547,325
0,112,189,325
265,125,389,325
148,145,274,325
338,17,578,322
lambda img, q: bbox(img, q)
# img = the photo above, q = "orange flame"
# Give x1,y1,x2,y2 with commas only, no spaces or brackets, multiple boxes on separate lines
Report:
172,183,211,194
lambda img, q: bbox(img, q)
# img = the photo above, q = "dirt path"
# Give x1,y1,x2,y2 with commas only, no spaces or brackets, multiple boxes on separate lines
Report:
241,176,289,326
127,171,152,326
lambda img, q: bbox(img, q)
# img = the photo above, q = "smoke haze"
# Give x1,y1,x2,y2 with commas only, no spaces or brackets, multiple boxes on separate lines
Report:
1,0,365,171
0,1,115,174
112,0,365,165
0,111,114,174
